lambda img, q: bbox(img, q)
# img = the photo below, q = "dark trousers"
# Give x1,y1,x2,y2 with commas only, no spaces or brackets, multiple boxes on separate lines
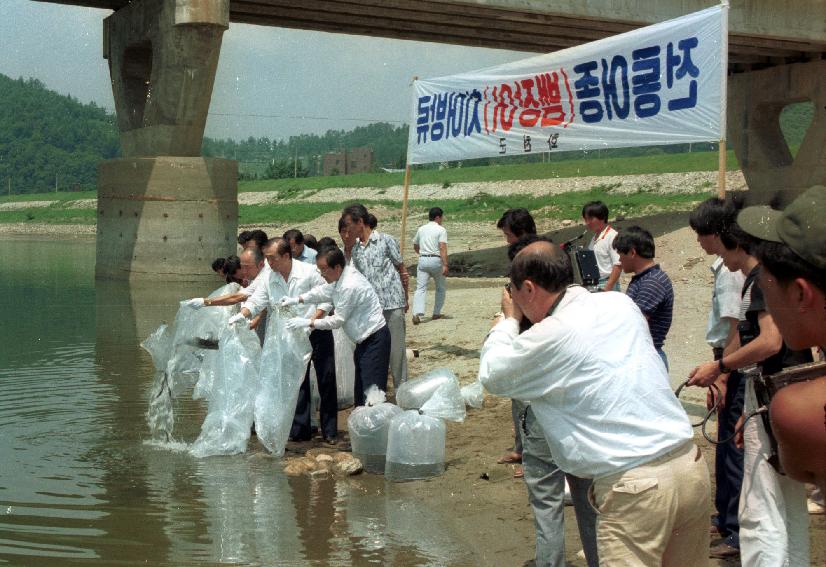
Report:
713,370,745,546
291,329,337,440
353,324,391,406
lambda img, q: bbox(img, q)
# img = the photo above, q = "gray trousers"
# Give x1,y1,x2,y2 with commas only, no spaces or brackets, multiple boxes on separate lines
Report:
523,406,598,567
383,307,408,389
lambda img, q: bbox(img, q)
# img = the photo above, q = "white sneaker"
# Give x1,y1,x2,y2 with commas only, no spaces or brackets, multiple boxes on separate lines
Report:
809,499,825,515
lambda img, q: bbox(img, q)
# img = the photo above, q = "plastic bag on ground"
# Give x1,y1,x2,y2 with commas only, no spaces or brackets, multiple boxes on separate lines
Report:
460,381,485,409
254,304,312,456
420,379,466,423
333,327,355,408
385,410,446,481
396,368,458,410
190,323,261,457
348,386,403,473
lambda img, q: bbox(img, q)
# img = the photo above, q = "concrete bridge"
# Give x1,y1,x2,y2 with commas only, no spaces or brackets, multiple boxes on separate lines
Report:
35,0,826,280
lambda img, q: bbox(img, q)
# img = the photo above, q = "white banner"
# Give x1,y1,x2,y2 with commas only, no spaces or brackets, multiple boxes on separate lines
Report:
407,5,726,165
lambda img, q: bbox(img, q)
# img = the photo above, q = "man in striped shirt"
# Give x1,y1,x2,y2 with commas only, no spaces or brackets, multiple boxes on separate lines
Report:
613,225,674,370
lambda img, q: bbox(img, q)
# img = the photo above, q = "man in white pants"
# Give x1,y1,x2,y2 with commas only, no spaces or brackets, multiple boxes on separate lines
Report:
412,207,448,324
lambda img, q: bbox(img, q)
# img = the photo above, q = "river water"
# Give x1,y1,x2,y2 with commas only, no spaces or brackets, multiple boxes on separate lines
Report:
0,237,474,566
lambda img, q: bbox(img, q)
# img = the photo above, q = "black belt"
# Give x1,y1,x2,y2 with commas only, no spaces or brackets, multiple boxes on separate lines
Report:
421,254,440,257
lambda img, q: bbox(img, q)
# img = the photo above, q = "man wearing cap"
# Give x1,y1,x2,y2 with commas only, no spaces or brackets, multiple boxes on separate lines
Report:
688,202,813,566
737,185,826,495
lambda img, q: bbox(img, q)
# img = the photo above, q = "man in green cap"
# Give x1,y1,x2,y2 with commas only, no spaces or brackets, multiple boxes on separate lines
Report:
737,185,826,495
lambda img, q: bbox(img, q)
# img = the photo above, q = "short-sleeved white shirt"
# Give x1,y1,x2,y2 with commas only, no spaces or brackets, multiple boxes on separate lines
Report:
588,225,620,279
412,221,447,256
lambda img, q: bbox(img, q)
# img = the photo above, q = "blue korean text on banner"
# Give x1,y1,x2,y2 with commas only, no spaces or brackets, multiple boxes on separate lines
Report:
407,5,726,165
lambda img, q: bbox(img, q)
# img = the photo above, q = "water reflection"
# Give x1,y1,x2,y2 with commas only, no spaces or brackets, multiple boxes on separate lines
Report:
0,238,476,566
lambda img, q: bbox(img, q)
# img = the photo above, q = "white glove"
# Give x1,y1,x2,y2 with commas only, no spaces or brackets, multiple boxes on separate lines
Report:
228,313,247,326
279,296,301,307
184,297,205,309
285,317,311,331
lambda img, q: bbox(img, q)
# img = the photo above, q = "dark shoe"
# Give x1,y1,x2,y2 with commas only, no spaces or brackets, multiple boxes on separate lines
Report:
323,436,338,446
288,435,311,442
709,542,740,559
412,314,421,325
431,314,444,320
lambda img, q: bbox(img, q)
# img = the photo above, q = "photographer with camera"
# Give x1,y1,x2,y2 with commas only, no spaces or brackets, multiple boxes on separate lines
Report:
480,240,707,566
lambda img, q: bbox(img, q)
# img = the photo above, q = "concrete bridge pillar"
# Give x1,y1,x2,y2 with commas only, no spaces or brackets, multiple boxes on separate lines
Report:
728,60,826,207
97,0,236,281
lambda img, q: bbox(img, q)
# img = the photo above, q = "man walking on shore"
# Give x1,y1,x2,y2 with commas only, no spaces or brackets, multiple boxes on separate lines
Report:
412,207,448,324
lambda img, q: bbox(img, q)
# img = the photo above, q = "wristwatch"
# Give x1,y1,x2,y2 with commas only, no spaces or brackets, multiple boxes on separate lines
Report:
718,358,734,374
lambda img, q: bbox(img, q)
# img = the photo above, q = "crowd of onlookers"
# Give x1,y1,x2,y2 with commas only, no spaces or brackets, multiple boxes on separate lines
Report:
198,185,825,566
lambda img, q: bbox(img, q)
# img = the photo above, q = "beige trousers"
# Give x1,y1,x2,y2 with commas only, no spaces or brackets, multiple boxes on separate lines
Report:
590,442,711,567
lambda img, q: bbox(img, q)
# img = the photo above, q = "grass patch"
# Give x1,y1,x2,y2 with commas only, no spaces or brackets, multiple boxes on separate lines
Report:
0,206,96,224
0,190,97,204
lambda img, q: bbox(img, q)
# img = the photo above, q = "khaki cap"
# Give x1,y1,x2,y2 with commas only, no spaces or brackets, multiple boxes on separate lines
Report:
737,185,826,270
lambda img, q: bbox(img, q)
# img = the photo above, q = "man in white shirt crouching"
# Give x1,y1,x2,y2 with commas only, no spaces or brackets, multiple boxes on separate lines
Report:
479,240,710,567
283,247,390,407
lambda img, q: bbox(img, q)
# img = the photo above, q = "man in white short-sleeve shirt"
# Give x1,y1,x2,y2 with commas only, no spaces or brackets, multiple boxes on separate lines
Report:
582,200,621,291
412,207,449,324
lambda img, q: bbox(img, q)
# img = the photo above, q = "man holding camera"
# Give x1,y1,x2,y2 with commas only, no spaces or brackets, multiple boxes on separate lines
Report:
479,240,708,566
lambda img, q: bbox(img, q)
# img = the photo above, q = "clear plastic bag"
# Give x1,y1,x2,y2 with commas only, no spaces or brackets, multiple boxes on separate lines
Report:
385,410,446,481
348,387,403,473
419,379,466,423
396,368,459,410
333,327,356,409
253,304,312,456
190,323,261,457
460,381,485,409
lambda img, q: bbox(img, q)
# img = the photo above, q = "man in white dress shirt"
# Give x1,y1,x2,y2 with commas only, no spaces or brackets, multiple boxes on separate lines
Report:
582,201,621,291
236,238,338,443
411,207,449,324
283,247,390,407
479,240,710,566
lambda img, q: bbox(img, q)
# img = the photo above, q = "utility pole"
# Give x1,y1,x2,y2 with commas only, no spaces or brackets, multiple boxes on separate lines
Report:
294,147,298,179
55,173,58,193
7,177,10,196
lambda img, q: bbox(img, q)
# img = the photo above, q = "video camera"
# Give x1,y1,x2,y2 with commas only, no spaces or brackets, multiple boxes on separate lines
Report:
560,231,600,292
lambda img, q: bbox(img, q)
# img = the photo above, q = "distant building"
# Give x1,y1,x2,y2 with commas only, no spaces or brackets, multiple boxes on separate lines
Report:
322,147,373,176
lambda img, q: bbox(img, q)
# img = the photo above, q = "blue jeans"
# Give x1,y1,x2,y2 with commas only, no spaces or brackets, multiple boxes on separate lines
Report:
713,370,745,548
522,406,599,567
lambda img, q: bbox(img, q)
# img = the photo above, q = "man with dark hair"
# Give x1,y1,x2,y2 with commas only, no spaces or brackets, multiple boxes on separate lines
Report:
238,229,268,251
282,247,391,406
411,207,449,325
342,204,409,390
497,208,537,244
480,240,708,566
737,185,826,495
688,197,746,558
613,226,673,369
581,201,621,291
283,228,317,265
688,209,812,566
234,238,338,444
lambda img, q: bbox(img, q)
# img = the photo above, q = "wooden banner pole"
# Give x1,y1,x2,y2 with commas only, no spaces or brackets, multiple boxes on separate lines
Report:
400,164,411,255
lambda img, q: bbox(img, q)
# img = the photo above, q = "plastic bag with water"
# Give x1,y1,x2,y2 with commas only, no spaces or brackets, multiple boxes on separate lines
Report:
396,368,459,410
419,379,466,423
190,323,261,457
347,386,403,473
254,304,312,456
333,327,355,408
167,283,241,393
460,381,485,409
384,410,446,481
142,324,176,441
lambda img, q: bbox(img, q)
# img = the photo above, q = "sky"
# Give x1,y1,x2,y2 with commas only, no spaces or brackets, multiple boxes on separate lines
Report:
0,0,531,142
